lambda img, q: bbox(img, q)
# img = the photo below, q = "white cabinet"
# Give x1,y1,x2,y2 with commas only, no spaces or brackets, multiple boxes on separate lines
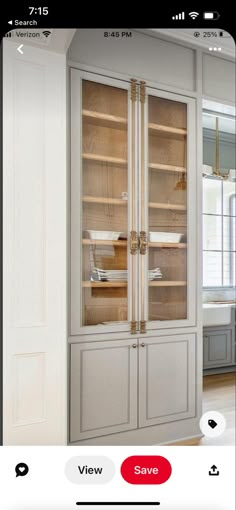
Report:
70,334,196,442
139,335,196,427
70,339,138,441
70,67,200,445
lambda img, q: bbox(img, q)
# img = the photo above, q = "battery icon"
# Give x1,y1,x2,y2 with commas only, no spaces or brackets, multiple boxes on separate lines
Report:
204,11,220,19
219,31,232,38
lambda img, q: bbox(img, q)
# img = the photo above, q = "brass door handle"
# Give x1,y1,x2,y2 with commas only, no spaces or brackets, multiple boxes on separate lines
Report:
130,231,139,255
132,344,137,348
140,231,147,255
140,342,145,347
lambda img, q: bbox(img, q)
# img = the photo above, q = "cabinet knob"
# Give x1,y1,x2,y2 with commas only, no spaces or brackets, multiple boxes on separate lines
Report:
132,343,137,348
141,342,145,347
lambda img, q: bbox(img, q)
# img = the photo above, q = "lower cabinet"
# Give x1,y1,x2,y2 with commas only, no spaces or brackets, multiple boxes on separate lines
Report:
139,335,196,427
203,329,233,369
70,339,138,441
70,334,196,443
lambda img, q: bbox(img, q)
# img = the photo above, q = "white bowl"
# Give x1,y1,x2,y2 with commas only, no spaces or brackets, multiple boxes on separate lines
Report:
87,230,122,240
149,232,183,243
202,164,213,176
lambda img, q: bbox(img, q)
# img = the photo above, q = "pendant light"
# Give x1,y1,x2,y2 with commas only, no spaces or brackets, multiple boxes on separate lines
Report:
212,116,230,180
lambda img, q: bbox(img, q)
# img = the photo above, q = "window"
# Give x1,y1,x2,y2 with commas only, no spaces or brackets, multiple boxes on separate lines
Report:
203,179,236,287
202,101,236,289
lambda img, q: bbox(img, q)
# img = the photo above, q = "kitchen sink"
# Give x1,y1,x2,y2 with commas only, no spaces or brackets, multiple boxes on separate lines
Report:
203,303,232,327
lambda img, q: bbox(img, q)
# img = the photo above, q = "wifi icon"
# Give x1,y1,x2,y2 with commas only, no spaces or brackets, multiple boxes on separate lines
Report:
43,30,51,38
189,11,199,19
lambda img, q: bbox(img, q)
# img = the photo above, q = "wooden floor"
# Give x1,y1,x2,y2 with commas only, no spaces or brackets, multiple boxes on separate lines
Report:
171,373,236,446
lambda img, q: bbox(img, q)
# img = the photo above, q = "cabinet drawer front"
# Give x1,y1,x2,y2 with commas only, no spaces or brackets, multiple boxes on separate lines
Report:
203,330,233,368
139,334,196,428
70,339,137,441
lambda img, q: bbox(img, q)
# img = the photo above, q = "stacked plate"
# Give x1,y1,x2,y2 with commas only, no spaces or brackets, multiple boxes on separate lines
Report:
86,230,125,240
91,267,163,282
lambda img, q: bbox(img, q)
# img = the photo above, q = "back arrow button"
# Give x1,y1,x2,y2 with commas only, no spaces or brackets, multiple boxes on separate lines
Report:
17,44,24,54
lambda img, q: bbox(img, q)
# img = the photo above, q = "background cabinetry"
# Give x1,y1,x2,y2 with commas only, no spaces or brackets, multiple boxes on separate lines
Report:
203,308,236,372
203,329,233,368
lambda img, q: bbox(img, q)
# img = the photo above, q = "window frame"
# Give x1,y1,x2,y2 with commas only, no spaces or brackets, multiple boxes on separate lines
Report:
203,179,236,290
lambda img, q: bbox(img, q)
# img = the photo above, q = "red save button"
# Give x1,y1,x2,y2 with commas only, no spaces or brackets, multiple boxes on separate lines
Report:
121,456,172,484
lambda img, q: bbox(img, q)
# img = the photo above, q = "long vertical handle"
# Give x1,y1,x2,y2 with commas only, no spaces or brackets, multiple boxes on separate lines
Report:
130,79,138,335
140,81,147,334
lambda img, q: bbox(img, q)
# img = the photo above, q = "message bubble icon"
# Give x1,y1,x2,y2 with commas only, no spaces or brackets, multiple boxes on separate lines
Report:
15,463,29,477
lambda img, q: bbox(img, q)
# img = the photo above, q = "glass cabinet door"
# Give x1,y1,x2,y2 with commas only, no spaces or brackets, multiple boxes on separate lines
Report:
147,95,188,322
80,79,130,327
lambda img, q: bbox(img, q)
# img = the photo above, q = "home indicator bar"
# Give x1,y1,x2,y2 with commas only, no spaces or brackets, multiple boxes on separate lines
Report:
76,504,160,507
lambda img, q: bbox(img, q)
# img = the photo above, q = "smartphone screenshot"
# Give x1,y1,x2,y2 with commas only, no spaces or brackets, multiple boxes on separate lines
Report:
0,5,235,509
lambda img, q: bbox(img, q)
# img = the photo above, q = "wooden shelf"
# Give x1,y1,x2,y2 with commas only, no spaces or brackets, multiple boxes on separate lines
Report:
83,280,186,288
83,196,185,211
82,239,187,249
82,239,127,247
82,109,127,130
83,196,127,206
148,123,187,137
82,153,127,166
83,281,127,288
149,281,187,287
149,162,186,174
149,242,187,249
149,202,186,211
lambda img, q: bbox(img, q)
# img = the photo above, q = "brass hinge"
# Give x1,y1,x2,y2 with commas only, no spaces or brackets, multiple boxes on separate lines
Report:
130,230,139,254
130,320,138,335
140,231,147,255
130,79,137,102
140,320,147,334
140,81,146,103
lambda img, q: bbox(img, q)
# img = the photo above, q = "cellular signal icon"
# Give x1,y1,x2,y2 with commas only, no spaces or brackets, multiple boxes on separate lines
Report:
172,12,185,20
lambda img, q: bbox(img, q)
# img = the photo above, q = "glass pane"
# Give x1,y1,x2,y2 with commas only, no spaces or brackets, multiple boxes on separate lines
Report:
230,252,236,287
230,215,236,252
203,178,221,214
148,95,187,321
223,251,231,286
203,251,222,287
223,217,232,251
81,80,128,326
223,181,236,216
203,215,222,250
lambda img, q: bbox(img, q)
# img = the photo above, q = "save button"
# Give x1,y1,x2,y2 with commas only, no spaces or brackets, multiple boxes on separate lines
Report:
121,456,172,484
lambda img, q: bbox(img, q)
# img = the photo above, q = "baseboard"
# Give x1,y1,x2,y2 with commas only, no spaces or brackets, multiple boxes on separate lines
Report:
204,366,236,375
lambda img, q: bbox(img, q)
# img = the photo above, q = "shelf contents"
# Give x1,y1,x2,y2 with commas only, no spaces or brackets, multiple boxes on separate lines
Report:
149,232,184,243
91,267,163,282
86,230,125,241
